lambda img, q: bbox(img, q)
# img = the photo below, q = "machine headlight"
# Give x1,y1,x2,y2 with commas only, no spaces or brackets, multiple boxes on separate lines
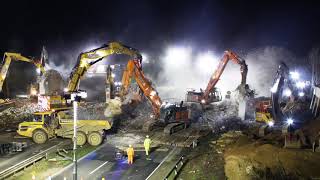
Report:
268,121,274,127
286,118,293,125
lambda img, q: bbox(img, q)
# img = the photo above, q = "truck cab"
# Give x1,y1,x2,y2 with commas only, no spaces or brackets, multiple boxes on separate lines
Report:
17,111,58,144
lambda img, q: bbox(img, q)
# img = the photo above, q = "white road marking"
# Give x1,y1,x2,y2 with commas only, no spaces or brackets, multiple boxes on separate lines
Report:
145,147,177,180
89,161,109,175
51,143,107,178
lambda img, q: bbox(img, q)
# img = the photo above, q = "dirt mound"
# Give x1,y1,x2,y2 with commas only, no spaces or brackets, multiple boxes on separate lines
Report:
222,131,320,179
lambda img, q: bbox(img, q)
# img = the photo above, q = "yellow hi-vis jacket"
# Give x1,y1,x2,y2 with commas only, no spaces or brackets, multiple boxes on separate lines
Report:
144,138,151,149
127,147,134,156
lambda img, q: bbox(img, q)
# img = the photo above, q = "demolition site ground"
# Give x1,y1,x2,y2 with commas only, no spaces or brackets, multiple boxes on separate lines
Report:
0,96,319,180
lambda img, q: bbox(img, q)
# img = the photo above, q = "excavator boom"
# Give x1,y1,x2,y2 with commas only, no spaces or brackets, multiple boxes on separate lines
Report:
66,42,142,92
121,60,162,117
0,52,46,92
121,59,189,133
203,50,248,100
186,50,250,104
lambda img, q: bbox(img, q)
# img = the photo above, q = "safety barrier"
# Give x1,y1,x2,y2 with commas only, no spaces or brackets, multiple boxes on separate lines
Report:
0,144,59,179
0,152,46,179
164,156,187,180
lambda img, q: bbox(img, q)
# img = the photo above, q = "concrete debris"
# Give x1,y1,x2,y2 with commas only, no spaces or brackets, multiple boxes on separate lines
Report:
104,98,122,118
0,99,42,130
39,69,64,95
68,102,112,121
117,97,154,130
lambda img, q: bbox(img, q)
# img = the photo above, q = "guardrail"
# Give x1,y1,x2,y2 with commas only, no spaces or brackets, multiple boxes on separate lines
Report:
0,144,59,179
164,156,187,180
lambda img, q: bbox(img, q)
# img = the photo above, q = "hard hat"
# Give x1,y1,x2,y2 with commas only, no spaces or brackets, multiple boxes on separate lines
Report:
146,135,149,138
129,144,132,147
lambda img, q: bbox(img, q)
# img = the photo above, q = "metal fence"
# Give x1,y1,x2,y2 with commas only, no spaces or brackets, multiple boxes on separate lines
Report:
164,156,187,180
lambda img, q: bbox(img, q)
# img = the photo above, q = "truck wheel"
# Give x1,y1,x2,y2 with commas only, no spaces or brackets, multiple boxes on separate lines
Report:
32,129,48,144
88,131,103,146
77,131,87,146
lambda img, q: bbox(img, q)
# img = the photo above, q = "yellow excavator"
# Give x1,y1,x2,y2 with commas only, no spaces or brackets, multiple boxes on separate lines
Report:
65,42,142,93
0,49,46,97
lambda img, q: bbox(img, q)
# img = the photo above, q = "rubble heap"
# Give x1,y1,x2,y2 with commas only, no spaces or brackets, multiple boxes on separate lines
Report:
0,99,41,130
117,97,154,130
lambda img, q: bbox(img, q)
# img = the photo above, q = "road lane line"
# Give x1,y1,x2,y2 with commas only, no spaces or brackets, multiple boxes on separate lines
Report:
145,147,177,180
89,161,109,175
51,143,107,179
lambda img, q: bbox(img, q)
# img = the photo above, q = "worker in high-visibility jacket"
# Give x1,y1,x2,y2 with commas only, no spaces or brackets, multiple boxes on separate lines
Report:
144,135,152,156
126,144,134,164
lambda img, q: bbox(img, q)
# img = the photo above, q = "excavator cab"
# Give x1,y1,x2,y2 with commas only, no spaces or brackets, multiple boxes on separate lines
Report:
159,101,190,124
159,101,191,134
206,88,222,103
186,88,222,104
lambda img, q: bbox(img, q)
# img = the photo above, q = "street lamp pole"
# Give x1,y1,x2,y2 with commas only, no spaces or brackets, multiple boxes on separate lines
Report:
73,100,78,180
70,90,87,180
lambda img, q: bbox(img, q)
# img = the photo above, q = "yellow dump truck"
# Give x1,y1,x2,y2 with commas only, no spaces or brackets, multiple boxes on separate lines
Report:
17,109,112,146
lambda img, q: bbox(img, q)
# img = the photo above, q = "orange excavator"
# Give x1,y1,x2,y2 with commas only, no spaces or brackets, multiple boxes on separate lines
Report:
121,59,190,133
186,50,253,104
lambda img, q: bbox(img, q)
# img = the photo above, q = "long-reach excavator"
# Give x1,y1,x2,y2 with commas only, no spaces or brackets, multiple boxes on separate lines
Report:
186,50,253,104
0,49,47,96
65,42,190,134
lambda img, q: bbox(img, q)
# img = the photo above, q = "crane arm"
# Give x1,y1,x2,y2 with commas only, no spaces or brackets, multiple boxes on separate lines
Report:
203,50,247,100
66,42,142,92
121,60,162,117
0,53,45,92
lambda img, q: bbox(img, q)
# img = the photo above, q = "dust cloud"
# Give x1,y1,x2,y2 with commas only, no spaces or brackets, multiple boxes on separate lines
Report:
155,46,304,100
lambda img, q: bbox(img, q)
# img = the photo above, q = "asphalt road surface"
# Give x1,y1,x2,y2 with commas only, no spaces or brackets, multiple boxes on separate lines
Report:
53,143,172,180
0,134,65,172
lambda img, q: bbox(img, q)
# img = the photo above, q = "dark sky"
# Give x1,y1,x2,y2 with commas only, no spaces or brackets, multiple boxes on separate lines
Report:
0,0,319,97
1,0,319,56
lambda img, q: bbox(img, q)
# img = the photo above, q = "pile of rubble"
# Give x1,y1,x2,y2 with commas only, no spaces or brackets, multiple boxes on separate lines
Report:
203,101,238,123
0,99,41,130
77,102,109,120
118,98,154,129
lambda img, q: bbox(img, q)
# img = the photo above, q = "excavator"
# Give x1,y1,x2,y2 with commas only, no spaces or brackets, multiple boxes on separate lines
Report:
255,62,309,125
186,50,253,105
256,62,295,124
0,49,47,97
65,42,190,134
121,59,190,133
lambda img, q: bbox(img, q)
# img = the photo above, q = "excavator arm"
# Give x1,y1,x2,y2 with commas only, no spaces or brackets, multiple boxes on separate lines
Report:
121,60,162,117
66,42,142,92
203,50,248,102
0,52,46,92
121,59,189,133
270,62,297,122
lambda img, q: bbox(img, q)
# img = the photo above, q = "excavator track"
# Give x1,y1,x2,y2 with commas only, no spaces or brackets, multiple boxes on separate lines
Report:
163,122,189,135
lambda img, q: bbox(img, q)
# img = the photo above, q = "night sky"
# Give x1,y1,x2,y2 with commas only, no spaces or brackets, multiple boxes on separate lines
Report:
0,0,319,97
